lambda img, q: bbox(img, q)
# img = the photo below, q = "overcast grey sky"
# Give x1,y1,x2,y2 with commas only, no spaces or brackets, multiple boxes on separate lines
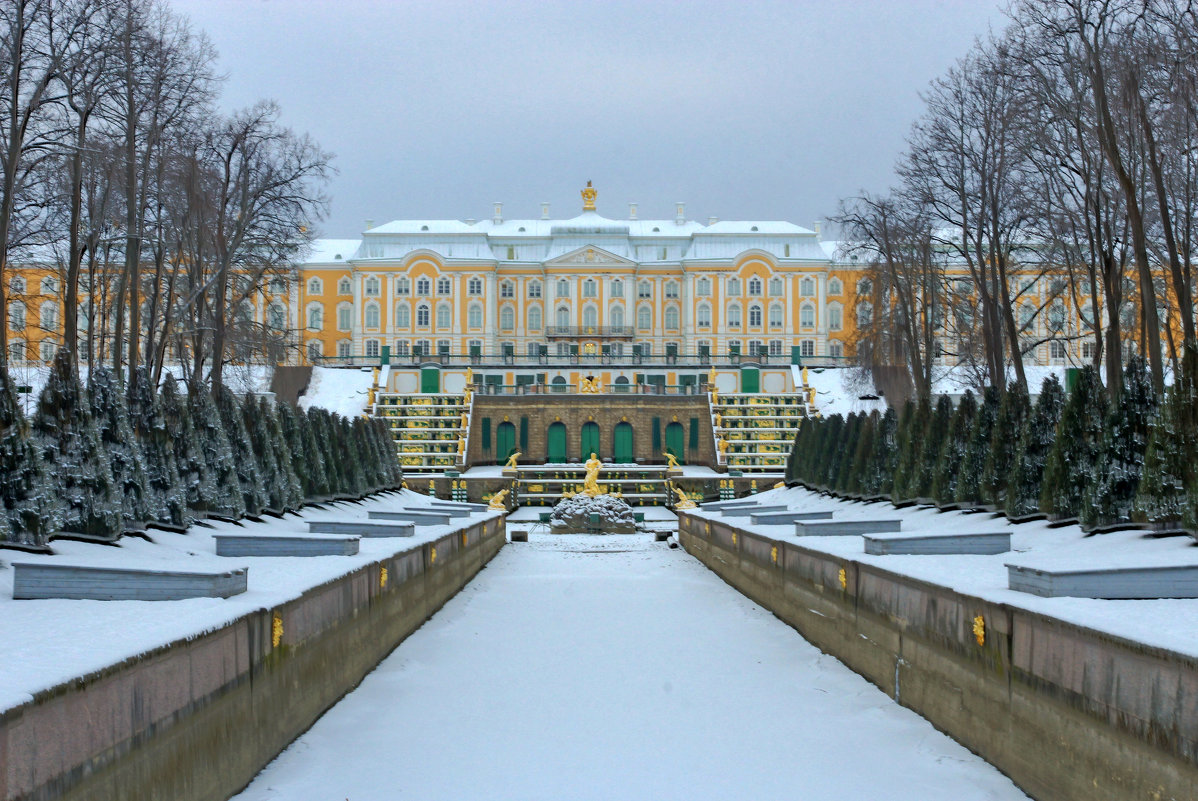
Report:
171,0,1007,237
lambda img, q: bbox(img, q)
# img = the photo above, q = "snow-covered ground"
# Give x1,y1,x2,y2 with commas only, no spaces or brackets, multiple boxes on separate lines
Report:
0,491,500,714
230,533,1028,801
690,486,1198,658
297,366,375,418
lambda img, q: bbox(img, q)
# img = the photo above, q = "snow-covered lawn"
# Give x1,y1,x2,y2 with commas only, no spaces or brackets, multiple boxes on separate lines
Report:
690,486,1198,658
0,490,500,714
230,533,1029,801
298,366,375,418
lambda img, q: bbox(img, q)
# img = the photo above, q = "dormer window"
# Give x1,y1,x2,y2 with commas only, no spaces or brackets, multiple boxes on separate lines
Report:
751,225,759,232
420,225,429,231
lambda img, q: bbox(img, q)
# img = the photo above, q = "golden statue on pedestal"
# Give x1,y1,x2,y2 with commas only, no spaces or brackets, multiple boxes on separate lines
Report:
673,486,697,509
581,180,597,211
488,488,509,510
583,452,604,496
505,451,522,469
580,375,601,393
664,451,680,470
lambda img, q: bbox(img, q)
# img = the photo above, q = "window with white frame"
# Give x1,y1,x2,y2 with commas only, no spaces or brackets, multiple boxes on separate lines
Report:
748,277,763,296
799,303,814,328
637,306,651,330
583,279,597,298
365,339,379,358
1048,303,1066,332
396,276,410,295
827,277,842,295
467,277,482,295
437,277,451,295
1019,304,1035,331
499,306,515,331
665,280,679,299
748,303,762,327
1082,340,1097,359
268,304,286,330
500,280,514,298
337,340,351,358
527,305,542,331
436,303,450,329
769,303,784,327
727,277,741,296
8,340,24,362
640,341,652,356
364,276,380,296
857,278,872,296
40,277,57,295
1050,340,1067,360
610,279,623,298
468,304,482,328
9,276,24,294
800,340,814,358
394,340,410,356
396,303,410,328
857,302,873,326
364,302,380,329
416,303,430,327
769,340,783,356
338,277,352,295
583,306,598,328
800,276,815,296
337,303,352,331
527,342,540,357
610,305,625,328
307,340,322,361
697,303,711,328
827,303,842,331
664,306,679,329
556,306,569,328
728,304,742,328
437,339,450,355
528,280,542,298
556,279,570,297
40,303,58,331
638,280,652,299
769,277,783,296
307,277,323,295
696,276,711,296
40,340,56,362
748,339,763,356
416,277,431,295
10,301,25,330
828,340,844,358
269,277,285,295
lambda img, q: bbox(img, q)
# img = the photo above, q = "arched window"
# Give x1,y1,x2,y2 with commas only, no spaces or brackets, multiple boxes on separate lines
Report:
556,279,570,297
9,301,25,330
9,276,25,294
828,340,844,358
527,280,542,298
41,276,57,295
499,280,514,298
798,303,813,328
828,277,843,295
396,303,410,328
857,278,872,296
337,340,351,358
364,276,380,296
396,276,410,295
337,303,352,331
1019,304,1035,330
364,302,380,329
728,304,742,328
39,340,55,362
436,303,451,328
583,279,597,298
40,302,58,331
500,305,515,331
437,277,451,295
416,303,430,327
665,305,680,329
610,279,624,298
800,276,815,296
307,340,322,361
637,305,651,330
337,277,351,295
416,277,431,295
857,302,873,326
527,305,542,331
583,306,598,328
307,277,323,295
269,277,285,295
467,277,482,295
748,303,762,327
638,280,652,299
268,303,286,330
1080,303,1095,330
665,280,679,298
827,303,842,331
748,277,763,296
556,306,570,328
697,303,712,327
727,277,741,296
696,276,711,296
770,303,785,327
610,305,625,328
769,276,784,296
1048,303,1066,332
468,304,482,328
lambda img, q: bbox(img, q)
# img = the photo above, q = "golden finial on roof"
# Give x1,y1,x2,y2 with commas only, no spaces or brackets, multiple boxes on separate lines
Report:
581,180,597,211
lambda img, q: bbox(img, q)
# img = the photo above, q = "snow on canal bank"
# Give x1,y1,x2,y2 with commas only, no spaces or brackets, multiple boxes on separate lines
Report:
232,534,1028,801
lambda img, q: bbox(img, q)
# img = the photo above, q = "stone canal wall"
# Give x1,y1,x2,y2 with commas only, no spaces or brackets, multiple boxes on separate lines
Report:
677,511,1198,801
0,516,505,801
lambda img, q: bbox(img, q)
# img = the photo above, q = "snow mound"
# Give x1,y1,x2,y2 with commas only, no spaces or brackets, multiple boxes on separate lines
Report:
550,493,637,534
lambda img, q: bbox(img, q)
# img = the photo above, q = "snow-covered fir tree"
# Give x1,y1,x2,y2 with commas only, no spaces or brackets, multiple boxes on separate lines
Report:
1040,365,1109,520
980,383,1029,507
309,407,340,496
955,386,999,506
931,390,976,504
374,418,402,487
817,414,845,489
216,387,266,516
868,406,898,497
833,412,862,492
259,397,303,511
1134,348,1198,527
1083,357,1155,529
845,411,877,495
127,368,190,529
912,395,954,499
30,350,122,540
300,407,331,499
1005,375,1064,518
187,381,244,518
0,365,59,547
88,367,154,530
891,398,927,501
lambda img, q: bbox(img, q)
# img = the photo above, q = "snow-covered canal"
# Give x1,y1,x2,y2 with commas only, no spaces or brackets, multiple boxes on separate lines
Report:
232,533,1028,801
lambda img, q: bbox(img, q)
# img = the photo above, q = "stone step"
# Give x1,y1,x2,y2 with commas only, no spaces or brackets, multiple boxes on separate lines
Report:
214,533,360,557
308,520,415,538
795,519,903,536
864,531,1010,555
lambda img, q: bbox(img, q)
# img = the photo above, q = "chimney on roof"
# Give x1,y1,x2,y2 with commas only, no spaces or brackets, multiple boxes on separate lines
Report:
493,202,503,225
629,202,638,220
675,202,686,225
365,219,374,230
707,216,719,226
541,202,550,220
814,220,822,237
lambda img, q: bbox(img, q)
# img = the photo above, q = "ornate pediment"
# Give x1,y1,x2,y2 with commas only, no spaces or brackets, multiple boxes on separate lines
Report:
544,245,636,267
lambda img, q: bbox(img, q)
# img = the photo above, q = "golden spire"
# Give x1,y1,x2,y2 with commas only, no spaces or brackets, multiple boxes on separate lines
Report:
581,180,597,211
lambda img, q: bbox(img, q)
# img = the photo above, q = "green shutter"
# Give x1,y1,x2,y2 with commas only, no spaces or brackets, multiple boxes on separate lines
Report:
652,417,662,452
519,416,529,450
689,417,699,449
482,417,492,452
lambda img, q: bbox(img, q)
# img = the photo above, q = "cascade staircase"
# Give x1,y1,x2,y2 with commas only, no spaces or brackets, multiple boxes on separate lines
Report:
372,391,471,476
514,464,670,507
711,370,817,475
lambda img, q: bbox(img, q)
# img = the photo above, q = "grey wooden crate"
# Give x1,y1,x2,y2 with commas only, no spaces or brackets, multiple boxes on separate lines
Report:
720,505,789,517
214,534,360,557
864,531,1010,555
12,563,248,601
750,510,835,525
308,520,415,538
368,510,454,525
1007,563,1198,598
795,519,903,536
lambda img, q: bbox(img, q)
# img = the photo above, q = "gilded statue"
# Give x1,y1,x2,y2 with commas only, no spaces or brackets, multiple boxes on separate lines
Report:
581,180,597,211
717,436,729,455
488,488,509,510
457,437,465,455
580,375,600,393
664,451,680,470
583,452,603,496
673,486,697,509
714,412,722,427
505,451,522,469
460,411,469,428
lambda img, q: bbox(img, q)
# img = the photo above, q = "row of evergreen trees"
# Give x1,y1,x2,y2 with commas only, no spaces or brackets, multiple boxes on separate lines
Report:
0,351,403,549
786,355,1198,531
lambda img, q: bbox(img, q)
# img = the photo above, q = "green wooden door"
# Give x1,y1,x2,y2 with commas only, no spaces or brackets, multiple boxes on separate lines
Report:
547,422,567,463
496,422,516,461
741,367,760,393
580,421,600,460
613,422,634,463
420,366,440,393
665,422,685,464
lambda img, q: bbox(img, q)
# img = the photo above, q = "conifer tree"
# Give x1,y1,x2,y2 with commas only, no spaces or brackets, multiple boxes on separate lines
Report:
310,407,340,495
341,416,368,496
846,410,878,495
1084,356,1155,529
88,367,154,530
30,349,122,540
1005,375,1065,518
931,390,976,504
217,387,266,516
817,414,845,489
1040,365,1108,519
187,381,244,518
300,407,331,498
0,365,59,546
1134,348,1198,527
981,383,1029,506
956,386,999,507
868,406,899,497
277,402,313,501
244,397,282,511
262,398,303,510
375,418,402,487
127,368,190,529
891,397,927,501
834,412,862,492
912,395,954,499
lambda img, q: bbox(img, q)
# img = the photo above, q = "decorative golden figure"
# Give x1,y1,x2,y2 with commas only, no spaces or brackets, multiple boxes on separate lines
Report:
581,180,597,211
488,488,509,510
774,481,786,489
717,436,729,455
664,451,680,470
708,367,717,386
463,386,472,404
583,452,603,496
711,386,719,406
505,451,522,469
673,487,697,509
465,367,473,384
580,375,600,393
460,411,468,429
714,411,722,427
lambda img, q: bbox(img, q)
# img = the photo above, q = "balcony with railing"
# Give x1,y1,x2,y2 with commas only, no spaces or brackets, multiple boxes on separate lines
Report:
544,325,635,339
